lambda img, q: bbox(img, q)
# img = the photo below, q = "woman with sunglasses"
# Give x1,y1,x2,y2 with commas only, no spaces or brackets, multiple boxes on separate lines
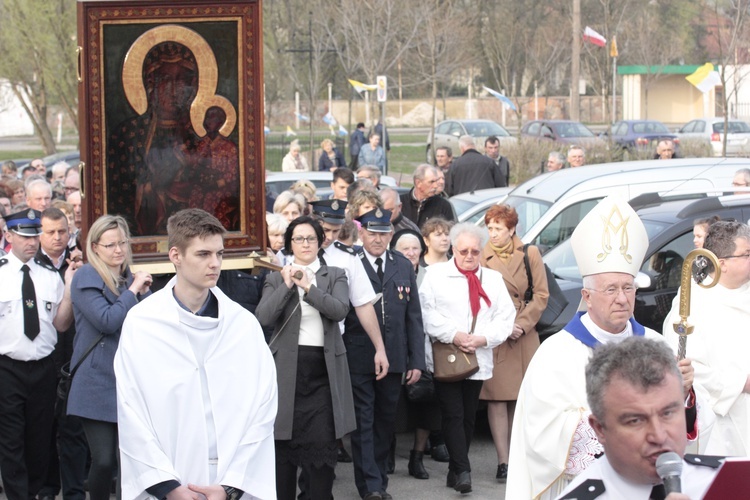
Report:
255,216,355,500
68,215,152,499
419,222,515,494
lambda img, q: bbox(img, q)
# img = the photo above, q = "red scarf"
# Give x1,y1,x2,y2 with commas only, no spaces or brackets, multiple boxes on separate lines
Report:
455,260,491,317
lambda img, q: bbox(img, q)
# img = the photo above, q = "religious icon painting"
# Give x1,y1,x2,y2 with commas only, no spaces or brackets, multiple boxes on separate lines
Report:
77,0,264,263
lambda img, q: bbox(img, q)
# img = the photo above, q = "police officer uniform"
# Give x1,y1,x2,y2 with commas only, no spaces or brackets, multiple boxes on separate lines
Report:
343,208,426,499
0,209,66,500
310,200,378,315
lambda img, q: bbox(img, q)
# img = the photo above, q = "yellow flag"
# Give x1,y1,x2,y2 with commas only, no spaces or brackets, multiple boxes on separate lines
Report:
686,63,720,93
348,79,377,93
610,36,618,58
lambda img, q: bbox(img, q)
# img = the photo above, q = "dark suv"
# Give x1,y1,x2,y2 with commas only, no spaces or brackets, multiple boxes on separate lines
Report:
542,194,750,337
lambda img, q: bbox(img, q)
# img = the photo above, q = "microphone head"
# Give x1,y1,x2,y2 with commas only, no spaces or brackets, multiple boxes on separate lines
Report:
655,452,683,478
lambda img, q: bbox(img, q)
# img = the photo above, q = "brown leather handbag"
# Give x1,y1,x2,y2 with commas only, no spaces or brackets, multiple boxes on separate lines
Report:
432,314,479,383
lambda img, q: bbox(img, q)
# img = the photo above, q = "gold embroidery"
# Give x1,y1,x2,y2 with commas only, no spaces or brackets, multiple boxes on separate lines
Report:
597,205,632,264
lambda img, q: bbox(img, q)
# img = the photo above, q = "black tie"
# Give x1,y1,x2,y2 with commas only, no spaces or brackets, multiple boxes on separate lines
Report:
21,264,40,340
650,484,666,500
375,257,384,281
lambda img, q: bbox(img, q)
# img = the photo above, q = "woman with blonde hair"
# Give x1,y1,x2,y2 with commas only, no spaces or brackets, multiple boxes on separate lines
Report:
291,179,318,204
282,140,310,172
68,215,152,499
318,138,346,171
273,191,307,222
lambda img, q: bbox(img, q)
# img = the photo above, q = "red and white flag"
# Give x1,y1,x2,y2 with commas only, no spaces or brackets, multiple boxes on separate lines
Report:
583,26,606,47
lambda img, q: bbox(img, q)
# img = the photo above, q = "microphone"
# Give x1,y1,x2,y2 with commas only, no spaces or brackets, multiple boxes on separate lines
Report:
655,451,683,495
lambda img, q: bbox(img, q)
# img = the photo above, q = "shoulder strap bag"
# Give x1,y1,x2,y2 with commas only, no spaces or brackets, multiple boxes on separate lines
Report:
522,244,569,332
56,333,105,417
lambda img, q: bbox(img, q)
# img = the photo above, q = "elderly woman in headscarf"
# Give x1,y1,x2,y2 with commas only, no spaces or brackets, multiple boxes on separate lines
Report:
418,222,515,493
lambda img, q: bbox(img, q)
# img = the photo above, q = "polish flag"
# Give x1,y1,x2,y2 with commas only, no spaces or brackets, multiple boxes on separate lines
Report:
583,26,606,47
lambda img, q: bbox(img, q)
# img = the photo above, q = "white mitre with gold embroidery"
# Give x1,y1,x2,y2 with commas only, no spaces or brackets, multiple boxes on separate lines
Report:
571,195,648,278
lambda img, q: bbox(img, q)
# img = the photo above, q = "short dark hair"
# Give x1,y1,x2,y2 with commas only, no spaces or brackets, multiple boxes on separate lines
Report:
41,207,68,223
436,146,452,158
332,167,355,185
485,136,500,146
284,215,325,250
586,337,681,422
167,208,226,253
704,220,750,259
357,122,365,129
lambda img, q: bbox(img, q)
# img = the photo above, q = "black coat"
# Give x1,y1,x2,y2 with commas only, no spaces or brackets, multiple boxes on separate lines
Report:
343,250,426,374
399,188,456,228
318,148,347,171
447,148,507,196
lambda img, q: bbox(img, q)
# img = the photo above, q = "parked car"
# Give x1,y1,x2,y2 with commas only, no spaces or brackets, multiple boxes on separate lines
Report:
43,150,80,168
542,194,750,337
608,120,678,156
520,119,604,148
677,118,750,156
265,171,400,198
449,187,513,223
426,119,515,163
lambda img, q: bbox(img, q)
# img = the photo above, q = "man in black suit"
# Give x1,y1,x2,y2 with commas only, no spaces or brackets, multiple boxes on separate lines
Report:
344,208,426,500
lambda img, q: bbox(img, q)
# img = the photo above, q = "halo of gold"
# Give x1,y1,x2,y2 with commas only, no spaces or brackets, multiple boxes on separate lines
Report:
121,24,236,137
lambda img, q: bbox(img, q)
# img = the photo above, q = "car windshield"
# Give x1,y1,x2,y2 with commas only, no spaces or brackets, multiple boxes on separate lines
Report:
464,121,509,137
712,121,750,133
450,198,479,218
542,219,673,282
556,122,595,138
503,195,552,237
633,122,669,134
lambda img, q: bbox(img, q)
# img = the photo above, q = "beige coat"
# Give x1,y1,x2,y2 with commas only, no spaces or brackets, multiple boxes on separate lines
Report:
479,235,548,401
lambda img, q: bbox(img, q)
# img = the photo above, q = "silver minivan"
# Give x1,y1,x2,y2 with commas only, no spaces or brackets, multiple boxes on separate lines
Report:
501,157,750,252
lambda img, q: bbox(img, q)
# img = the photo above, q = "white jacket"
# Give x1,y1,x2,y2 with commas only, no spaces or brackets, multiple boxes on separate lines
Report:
419,259,515,380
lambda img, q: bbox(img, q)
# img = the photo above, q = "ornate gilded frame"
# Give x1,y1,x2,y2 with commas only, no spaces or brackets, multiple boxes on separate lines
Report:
77,0,264,263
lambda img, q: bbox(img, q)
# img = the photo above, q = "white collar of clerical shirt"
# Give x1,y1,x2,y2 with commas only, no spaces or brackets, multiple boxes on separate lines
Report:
581,312,633,345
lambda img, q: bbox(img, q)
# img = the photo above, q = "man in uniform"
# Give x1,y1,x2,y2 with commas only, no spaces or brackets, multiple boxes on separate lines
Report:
507,196,704,499
115,209,277,499
310,199,389,379
344,209,425,500
560,338,721,499
0,209,77,500
35,208,87,500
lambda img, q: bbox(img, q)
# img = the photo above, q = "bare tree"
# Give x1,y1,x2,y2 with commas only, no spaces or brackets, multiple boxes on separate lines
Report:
0,0,77,154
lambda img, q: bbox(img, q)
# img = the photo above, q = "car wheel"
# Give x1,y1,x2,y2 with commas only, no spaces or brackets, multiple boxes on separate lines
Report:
425,145,432,164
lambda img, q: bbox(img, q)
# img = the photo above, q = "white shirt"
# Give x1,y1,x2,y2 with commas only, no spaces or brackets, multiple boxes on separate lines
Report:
322,243,377,307
0,252,64,360
558,454,718,500
292,260,325,346
363,249,386,277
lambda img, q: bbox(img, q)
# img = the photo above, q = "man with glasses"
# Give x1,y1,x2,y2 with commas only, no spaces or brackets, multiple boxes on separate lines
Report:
664,220,750,456
63,166,80,197
507,196,703,499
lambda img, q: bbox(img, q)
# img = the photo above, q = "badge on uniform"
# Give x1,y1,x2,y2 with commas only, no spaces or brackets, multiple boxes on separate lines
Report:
25,299,35,309
45,302,52,312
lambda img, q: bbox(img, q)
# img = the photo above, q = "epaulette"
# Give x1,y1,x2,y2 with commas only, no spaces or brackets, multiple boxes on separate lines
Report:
34,258,57,272
559,479,605,499
0,258,7,269
684,453,725,469
334,241,356,255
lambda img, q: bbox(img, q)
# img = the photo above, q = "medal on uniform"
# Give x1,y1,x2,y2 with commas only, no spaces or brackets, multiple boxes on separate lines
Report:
405,286,410,301
398,286,403,300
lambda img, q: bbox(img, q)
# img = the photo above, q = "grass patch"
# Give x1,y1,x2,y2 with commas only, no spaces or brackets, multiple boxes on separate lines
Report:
386,145,425,186
0,150,45,163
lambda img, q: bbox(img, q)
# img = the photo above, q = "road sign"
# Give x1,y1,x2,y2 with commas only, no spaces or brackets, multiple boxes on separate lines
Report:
377,75,387,102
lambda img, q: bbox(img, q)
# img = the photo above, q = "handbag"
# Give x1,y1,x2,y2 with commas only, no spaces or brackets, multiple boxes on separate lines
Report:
432,315,480,383
55,333,105,417
522,244,569,331
404,370,436,402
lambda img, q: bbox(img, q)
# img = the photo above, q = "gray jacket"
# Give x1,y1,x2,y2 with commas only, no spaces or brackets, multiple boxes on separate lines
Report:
255,265,356,440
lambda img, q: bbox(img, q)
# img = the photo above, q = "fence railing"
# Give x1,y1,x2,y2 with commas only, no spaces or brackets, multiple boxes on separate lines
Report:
264,133,347,172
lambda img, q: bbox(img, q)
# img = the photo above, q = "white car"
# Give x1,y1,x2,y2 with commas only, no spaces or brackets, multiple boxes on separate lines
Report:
677,118,750,156
265,171,399,197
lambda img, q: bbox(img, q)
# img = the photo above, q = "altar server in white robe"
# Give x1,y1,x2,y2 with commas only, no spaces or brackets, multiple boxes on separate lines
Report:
507,196,707,500
663,220,750,457
114,209,277,500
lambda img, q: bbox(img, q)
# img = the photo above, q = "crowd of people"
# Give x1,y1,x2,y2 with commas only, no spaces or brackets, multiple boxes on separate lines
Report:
0,129,746,500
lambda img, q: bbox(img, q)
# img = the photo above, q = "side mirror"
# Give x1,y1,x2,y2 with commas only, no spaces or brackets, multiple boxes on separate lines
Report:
634,271,652,291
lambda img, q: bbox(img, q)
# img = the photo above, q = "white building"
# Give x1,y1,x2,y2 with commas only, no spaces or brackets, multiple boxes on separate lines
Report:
0,79,35,137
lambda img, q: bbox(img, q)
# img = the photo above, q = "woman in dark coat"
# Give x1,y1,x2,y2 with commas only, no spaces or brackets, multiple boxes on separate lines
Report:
318,138,347,171
68,215,151,500
479,204,548,482
255,216,354,500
